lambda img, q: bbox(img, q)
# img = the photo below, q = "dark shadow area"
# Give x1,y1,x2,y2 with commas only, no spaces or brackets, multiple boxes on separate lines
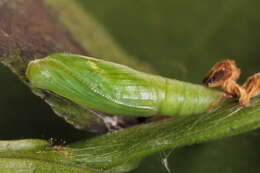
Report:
0,64,91,144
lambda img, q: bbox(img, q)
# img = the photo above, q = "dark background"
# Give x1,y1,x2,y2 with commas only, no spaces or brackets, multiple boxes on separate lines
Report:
0,0,260,172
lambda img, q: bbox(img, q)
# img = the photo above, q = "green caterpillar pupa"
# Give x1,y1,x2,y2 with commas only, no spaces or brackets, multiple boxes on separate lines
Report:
26,53,224,117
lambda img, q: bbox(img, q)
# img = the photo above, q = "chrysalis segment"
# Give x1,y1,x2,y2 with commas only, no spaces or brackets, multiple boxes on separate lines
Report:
26,53,223,117
160,79,223,116
26,54,164,116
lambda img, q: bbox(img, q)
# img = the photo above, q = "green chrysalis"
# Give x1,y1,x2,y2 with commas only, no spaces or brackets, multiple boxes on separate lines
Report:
26,53,224,117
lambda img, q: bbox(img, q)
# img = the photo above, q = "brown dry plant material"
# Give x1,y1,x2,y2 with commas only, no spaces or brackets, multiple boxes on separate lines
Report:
204,60,260,106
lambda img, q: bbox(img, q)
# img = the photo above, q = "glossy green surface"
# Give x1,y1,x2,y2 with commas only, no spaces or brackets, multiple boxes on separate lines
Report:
26,53,223,117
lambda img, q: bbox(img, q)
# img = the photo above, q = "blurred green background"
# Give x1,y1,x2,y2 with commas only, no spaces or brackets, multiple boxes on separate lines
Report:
0,0,260,172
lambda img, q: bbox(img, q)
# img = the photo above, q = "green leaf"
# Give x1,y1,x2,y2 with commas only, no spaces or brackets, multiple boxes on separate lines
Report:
1,98,259,173
0,139,141,173
0,139,99,173
64,97,260,170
